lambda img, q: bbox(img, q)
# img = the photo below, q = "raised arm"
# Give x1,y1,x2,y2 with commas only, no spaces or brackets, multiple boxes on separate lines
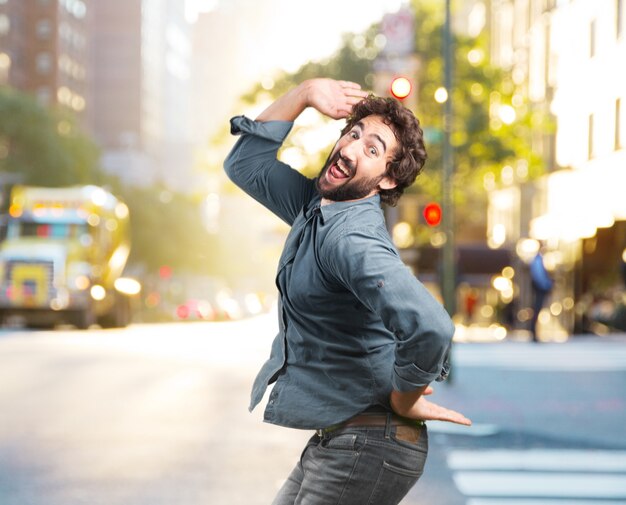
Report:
225,79,369,225
256,78,369,122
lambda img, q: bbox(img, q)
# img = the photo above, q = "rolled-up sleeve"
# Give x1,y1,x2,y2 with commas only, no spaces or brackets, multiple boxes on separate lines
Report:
224,115,316,225
324,227,454,391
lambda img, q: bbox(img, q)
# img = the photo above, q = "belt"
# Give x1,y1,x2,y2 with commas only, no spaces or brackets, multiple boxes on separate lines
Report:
316,413,425,439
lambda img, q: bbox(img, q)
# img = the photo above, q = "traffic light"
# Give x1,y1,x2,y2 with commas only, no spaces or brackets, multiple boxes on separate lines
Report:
159,264,172,279
423,202,442,226
390,76,412,100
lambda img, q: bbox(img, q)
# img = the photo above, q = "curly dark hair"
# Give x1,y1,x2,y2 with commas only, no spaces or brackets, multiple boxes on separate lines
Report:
341,95,427,206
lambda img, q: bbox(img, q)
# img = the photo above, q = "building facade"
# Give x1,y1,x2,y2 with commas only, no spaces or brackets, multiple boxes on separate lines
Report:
0,0,195,190
92,0,193,190
0,0,91,122
488,0,626,337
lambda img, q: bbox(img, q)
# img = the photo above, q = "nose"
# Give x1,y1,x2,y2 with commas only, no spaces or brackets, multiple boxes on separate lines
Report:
340,141,358,162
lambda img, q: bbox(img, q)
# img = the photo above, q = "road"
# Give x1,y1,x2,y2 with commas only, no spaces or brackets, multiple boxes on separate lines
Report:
0,316,625,505
412,337,626,505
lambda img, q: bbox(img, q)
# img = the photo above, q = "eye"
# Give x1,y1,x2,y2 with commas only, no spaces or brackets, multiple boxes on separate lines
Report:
369,146,378,156
349,130,359,139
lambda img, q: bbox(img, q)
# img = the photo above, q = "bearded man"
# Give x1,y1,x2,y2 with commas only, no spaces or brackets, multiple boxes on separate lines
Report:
224,78,470,505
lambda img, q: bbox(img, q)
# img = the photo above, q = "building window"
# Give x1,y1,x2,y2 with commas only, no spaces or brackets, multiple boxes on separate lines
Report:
590,19,596,58
618,0,624,39
617,99,623,150
61,0,87,19
0,14,10,36
588,113,594,159
0,52,10,84
35,52,53,74
36,19,52,40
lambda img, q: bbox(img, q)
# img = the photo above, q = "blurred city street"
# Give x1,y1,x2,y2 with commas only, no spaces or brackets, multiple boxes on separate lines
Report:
1,315,625,505
2,0,626,503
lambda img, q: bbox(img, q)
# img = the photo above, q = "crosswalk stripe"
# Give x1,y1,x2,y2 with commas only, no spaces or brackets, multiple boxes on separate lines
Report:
452,344,626,371
428,422,500,437
448,449,626,472
453,472,626,499
466,500,624,505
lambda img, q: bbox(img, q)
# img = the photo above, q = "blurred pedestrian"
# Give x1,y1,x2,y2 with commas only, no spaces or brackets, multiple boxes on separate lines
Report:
463,286,479,324
224,78,470,505
529,248,553,342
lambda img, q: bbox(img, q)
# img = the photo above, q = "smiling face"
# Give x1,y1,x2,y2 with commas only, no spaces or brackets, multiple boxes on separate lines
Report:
316,115,399,203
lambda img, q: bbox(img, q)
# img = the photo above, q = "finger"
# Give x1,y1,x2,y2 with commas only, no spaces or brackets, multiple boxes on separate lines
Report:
345,96,367,106
331,108,351,119
421,399,471,426
345,90,369,100
437,408,472,426
338,80,362,90
447,414,472,426
340,96,367,113
422,386,434,396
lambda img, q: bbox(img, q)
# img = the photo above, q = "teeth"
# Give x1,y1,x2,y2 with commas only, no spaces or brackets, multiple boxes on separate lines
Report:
336,161,350,177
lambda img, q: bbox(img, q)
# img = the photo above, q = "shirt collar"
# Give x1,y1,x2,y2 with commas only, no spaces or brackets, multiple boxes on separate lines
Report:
317,194,381,223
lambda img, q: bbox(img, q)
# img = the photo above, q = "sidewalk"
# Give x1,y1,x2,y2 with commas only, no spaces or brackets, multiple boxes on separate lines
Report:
453,321,626,344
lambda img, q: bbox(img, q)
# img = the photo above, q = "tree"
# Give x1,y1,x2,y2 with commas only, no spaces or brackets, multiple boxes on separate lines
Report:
105,179,219,276
0,86,100,188
0,86,218,277
236,0,552,244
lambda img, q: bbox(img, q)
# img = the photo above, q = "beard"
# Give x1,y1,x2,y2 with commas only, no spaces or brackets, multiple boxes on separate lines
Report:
315,152,385,202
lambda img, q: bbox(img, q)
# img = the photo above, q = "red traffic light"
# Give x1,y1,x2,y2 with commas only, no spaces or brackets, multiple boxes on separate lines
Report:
159,265,172,279
390,76,412,100
423,202,442,226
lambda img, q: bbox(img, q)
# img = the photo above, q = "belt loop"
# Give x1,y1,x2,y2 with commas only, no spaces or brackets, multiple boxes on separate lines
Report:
384,412,392,439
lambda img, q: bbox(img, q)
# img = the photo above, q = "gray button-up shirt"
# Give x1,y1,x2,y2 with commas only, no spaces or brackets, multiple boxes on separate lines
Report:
224,115,454,430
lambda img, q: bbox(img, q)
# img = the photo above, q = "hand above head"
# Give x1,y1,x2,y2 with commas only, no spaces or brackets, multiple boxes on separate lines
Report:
390,387,472,426
304,78,370,119
255,78,369,123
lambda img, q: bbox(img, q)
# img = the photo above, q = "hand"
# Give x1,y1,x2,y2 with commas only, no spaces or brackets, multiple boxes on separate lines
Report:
390,387,472,426
304,78,369,119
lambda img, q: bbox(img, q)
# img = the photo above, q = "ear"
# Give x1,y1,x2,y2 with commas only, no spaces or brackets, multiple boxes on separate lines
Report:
378,176,398,191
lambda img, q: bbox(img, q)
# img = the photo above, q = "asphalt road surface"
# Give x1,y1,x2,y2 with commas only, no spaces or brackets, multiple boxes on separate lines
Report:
0,316,625,505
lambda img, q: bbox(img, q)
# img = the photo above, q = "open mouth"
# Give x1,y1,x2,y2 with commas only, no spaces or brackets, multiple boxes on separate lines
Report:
326,156,353,183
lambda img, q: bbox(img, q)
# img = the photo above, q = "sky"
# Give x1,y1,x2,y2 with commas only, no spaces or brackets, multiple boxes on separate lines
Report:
188,0,409,141
188,0,407,75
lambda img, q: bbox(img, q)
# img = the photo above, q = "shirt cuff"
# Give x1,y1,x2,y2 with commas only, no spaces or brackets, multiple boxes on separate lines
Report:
229,115,294,143
391,362,444,391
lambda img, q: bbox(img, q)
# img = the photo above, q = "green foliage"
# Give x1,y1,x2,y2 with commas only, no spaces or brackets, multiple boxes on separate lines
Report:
241,25,381,104
237,1,553,243
0,86,100,187
0,86,215,276
406,0,552,237
105,179,218,275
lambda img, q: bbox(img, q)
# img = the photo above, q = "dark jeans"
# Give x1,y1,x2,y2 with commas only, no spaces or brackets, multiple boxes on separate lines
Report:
531,289,549,341
272,420,428,505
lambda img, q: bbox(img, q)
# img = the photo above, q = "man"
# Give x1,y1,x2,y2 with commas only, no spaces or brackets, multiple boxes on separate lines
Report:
224,78,470,505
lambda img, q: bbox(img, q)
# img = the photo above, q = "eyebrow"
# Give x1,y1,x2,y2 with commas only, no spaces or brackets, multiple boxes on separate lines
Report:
355,120,387,153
